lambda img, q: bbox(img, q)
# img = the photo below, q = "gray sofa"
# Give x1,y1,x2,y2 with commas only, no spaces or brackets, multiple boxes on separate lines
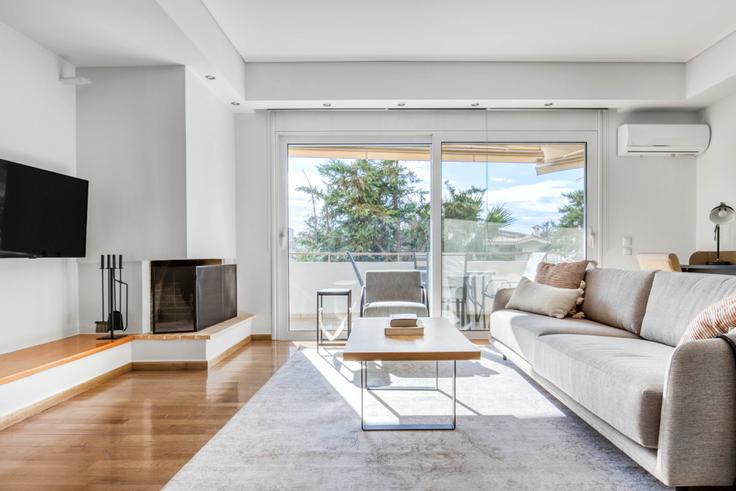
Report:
490,268,736,488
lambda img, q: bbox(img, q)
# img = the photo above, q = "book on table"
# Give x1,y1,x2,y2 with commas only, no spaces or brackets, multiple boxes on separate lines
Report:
388,314,418,327
385,314,423,336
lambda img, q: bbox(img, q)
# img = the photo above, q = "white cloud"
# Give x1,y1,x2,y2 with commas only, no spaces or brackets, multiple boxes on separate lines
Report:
487,180,579,214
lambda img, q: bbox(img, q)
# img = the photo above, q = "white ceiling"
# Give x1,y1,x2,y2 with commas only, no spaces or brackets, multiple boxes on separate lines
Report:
0,0,205,67
202,0,736,63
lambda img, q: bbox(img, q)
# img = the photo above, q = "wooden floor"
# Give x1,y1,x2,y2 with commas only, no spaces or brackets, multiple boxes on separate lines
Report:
0,340,299,490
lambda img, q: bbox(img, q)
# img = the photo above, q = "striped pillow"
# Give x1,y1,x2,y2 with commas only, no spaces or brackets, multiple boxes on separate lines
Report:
680,295,736,344
536,260,590,289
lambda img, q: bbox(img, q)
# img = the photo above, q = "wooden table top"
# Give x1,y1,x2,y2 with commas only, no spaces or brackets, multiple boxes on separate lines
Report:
343,317,481,362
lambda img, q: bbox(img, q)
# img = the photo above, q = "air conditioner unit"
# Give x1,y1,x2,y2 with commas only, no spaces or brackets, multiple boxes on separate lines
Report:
617,124,710,157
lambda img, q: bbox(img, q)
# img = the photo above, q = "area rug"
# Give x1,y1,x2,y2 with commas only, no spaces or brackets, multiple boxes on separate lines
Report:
165,346,666,490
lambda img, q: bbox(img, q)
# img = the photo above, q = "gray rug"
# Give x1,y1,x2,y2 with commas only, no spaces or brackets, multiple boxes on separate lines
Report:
165,346,667,490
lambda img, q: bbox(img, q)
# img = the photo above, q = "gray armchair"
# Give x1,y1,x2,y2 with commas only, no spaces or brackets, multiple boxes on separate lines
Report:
360,270,429,317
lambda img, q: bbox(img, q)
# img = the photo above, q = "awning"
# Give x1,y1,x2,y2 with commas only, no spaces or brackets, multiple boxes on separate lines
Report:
288,143,585,175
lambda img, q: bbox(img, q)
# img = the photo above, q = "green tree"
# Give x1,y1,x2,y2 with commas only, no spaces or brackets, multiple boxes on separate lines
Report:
558,189,584,228
442,182,515,253
485,204,515,226
295,159,429,259
442,182,485,221
534,190,585,260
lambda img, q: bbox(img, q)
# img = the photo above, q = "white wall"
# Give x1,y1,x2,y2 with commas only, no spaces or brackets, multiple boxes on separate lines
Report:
0,23,78,354
76,66,187,261
696,93,736,251
185,69,237,259
235,111,272,333
603,110,699,269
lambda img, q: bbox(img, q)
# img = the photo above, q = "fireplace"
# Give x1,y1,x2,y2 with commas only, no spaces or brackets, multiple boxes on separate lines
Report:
151,259,237,333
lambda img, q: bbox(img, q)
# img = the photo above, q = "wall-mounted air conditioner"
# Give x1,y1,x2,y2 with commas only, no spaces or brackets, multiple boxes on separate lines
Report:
617,124,710,157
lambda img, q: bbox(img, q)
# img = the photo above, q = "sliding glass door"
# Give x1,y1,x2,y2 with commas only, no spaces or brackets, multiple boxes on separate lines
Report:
440,143,586,330
286,144,431,332
274,124,597,341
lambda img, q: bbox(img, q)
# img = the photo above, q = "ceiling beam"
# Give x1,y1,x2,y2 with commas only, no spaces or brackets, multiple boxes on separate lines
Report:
155,0,246,102
242,61,686,110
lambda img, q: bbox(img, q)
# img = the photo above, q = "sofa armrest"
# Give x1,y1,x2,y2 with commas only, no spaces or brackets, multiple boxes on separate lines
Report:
491,288,514,313
656,337,736,487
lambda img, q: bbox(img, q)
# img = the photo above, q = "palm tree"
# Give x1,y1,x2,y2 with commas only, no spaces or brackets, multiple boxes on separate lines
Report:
485,204,514,226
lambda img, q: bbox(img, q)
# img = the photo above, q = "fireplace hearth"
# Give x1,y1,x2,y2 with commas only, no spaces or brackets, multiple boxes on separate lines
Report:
151,259,237,334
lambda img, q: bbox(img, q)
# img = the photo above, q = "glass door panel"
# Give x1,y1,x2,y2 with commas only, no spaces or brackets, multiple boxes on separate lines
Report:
441,143,586,330
287,144,431,332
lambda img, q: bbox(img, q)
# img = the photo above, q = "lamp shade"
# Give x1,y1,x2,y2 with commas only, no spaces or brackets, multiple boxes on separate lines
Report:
709,202,735,225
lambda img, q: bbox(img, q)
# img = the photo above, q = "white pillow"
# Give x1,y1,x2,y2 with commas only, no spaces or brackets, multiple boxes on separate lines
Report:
506,277,584,319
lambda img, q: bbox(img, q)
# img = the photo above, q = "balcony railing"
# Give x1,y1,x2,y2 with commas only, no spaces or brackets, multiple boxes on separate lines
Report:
287,250,541,331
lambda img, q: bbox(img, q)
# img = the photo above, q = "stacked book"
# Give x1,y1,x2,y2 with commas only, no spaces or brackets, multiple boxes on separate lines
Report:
384,314,424,336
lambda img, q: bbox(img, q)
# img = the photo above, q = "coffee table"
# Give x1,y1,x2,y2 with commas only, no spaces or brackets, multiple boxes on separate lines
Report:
343,317,481,431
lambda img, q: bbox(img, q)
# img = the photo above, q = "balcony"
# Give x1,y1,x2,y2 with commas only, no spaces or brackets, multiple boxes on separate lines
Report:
288,251,540,332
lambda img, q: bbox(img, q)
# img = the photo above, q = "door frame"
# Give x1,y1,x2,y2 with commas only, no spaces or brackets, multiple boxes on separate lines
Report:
270,113,602,341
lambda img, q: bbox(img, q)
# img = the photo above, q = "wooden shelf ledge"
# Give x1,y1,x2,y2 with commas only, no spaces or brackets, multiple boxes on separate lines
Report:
133,313,255,341
0,335,133,386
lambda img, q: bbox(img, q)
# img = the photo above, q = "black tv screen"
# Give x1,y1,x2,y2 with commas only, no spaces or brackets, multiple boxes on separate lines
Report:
0,159,88,258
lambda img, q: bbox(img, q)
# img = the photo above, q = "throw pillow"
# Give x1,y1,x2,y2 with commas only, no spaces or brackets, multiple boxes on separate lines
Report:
679,295,736,344
506,277,584,319
536,260,593,318
536,260,590,289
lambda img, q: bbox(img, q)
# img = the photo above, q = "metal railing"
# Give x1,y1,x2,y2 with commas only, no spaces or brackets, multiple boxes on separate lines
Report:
289,250,543,262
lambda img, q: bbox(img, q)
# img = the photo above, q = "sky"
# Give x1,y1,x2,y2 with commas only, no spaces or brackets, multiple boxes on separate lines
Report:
288,156,584,239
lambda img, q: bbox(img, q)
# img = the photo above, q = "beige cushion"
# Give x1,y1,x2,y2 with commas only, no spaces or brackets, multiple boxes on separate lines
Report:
534,334,674,448
362,301,428,318
491,309,639,361
641,272,736,346
679,295,736,344
582,268,655,334
506,277,583,319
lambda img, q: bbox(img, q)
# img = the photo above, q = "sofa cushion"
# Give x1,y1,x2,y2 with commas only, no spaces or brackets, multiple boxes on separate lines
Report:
491,309,639,362
362,301,428,317
534,334,674,448
640,272,736,346
582,268,655,334
506,277,583,319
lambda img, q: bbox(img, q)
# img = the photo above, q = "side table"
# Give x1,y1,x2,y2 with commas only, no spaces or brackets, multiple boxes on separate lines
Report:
316,288,352,345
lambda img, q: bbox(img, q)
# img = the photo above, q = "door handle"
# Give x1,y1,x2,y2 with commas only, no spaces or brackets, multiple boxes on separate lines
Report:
279,230,287,249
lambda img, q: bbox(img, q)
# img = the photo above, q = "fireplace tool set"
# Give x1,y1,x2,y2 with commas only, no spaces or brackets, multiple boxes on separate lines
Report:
96,254,129,340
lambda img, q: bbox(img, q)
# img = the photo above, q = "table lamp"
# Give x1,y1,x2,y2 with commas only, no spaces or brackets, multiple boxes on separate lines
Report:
709,202,735,264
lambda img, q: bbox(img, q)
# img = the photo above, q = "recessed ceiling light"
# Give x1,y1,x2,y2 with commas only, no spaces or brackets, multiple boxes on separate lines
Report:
470,102,480,107
59,76,91,86
205,75,216,80
231,101,240,106
397,102,406,107
322,103,332,107
544,102,553,107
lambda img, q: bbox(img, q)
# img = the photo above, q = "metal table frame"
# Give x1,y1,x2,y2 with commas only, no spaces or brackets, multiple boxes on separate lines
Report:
359,359,457,431
316,289,352,346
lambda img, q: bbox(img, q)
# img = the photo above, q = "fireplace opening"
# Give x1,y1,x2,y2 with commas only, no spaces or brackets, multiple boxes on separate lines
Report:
151,259,237,334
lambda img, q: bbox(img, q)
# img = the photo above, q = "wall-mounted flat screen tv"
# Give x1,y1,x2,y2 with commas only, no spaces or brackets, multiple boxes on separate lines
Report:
0,159,89,258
